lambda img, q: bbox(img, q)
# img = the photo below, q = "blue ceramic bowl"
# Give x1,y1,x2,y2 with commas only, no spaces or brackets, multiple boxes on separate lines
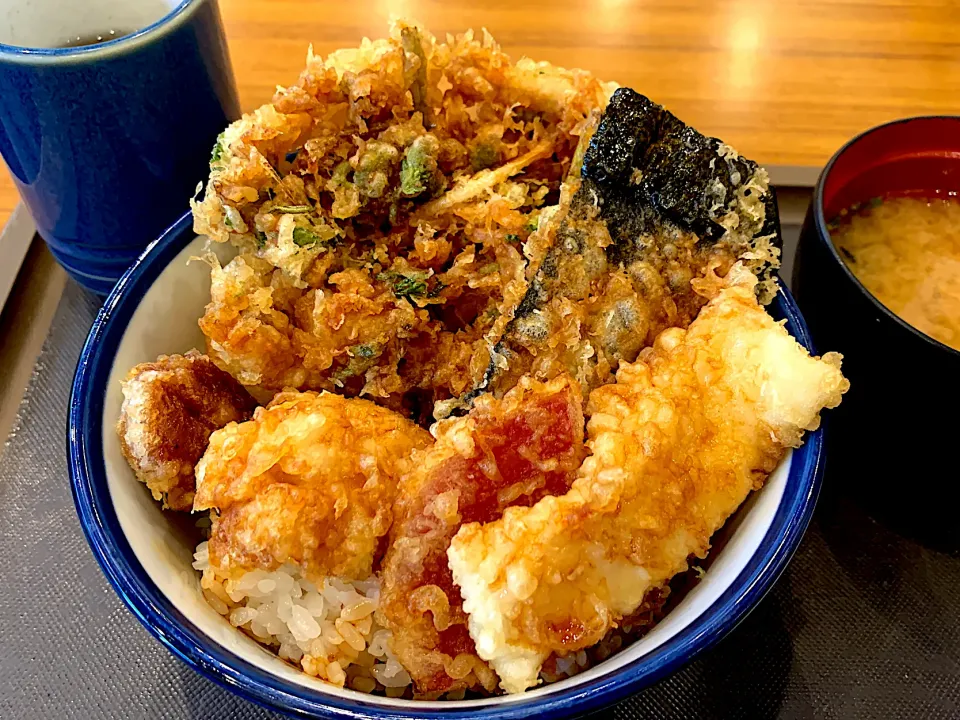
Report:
69,211,826,719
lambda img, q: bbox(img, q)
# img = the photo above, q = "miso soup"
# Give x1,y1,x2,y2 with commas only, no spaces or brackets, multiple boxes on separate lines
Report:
830,195,960,352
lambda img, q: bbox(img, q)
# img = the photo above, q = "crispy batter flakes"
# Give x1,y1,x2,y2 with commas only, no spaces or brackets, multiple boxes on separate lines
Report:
192,23,615,416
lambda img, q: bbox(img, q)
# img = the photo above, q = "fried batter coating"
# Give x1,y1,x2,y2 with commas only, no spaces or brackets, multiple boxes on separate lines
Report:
191,22,615,415
377,375,586,696
448,265,849,693
469,89,783,405
116,351,256,511
194,391,432,581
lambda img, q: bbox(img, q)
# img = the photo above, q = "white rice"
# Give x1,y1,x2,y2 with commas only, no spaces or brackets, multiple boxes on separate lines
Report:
192,541,412,695
193,540,661,695
538,623,635,684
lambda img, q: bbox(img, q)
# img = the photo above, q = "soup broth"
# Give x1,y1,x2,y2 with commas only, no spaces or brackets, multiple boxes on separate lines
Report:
830,195,960,352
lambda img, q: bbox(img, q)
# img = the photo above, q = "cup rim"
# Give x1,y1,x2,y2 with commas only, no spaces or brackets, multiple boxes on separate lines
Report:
67,210,828,719
0,0,196,63
812,114,960,359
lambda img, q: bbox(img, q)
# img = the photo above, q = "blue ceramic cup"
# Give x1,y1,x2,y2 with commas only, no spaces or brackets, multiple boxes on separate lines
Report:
0,0,239,294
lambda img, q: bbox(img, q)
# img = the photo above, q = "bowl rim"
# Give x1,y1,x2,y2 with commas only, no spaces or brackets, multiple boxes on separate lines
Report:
0,0,197,63
68,210,826,720
812,114,960,360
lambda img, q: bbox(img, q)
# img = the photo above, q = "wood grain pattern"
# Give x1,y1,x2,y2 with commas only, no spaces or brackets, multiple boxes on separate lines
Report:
2,0,959,229
0,164,19,230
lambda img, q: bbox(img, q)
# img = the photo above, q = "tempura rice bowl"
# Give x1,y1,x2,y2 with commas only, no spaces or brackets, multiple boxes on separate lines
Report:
69,214,825,719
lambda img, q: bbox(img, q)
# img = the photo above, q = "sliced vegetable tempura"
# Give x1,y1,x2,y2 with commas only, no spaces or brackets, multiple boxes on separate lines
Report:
471,88,781,405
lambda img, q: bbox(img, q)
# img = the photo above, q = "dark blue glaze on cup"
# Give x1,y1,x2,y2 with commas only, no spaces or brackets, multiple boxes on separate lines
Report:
0,0,239,294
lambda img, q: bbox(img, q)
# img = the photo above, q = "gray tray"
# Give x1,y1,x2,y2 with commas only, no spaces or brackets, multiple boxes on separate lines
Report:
1,280,958,719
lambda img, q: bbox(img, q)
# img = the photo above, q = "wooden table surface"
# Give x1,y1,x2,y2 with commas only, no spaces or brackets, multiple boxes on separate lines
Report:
2,0,959,229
